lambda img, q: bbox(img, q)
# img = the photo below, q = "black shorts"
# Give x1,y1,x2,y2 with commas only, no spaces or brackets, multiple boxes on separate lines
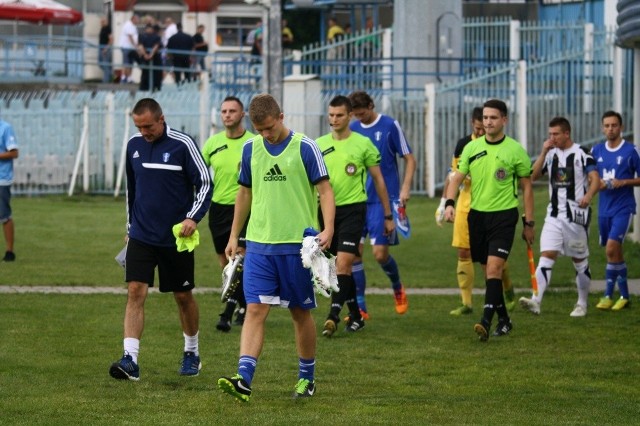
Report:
468,207,519,264
207,202,247,254
125,238,195,293
320,202,366,256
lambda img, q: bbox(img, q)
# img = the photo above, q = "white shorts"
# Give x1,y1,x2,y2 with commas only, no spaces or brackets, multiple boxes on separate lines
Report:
540,216,589,259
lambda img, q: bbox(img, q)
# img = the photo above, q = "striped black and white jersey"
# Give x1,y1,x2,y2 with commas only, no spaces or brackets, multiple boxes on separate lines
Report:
541,143,596,219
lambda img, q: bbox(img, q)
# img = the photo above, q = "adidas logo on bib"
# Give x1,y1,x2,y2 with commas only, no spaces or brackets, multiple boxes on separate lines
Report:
264,164,286,181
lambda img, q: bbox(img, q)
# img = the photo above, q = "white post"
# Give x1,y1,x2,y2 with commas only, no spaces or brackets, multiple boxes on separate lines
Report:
509,20,521,114
104,92,114,189
630,49,640,242
291,49,302,76
381,28,393,112
425,83,436,198
82,105,89,192
114,108,131,198
612,45,623,114
199,71,210,145
516,60,528,151
68,105,90,196
583,23,594,114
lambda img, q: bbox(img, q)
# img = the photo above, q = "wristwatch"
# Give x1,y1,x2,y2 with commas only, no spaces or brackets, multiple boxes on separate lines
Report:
522,218,535,227
384,214,393,220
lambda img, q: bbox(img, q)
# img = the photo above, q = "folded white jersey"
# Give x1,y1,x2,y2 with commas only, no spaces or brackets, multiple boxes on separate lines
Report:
300,236,339,298
221,254,244,303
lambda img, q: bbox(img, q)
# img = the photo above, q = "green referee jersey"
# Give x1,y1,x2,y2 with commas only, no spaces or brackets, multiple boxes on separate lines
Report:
316,131,381,206
201,130,255,204
458,135,532,212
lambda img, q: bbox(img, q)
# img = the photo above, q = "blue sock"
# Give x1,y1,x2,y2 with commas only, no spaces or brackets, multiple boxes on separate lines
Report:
381,256,402,292
616,262,629,299
605,263,620,298
238,355,257,385
298,357,315,381
352,261,367,312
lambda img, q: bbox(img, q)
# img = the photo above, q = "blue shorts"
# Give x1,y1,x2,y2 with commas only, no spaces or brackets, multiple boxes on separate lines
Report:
598,213,634,245
243,252,316,309
0,185,11,223
361,202,399,246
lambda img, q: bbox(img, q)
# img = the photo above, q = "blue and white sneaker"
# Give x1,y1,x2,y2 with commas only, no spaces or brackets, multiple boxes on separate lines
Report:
109,353,140,381
179,351,202,376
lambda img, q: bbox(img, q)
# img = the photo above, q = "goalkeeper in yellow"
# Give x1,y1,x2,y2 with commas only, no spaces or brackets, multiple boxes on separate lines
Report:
435,107,516,315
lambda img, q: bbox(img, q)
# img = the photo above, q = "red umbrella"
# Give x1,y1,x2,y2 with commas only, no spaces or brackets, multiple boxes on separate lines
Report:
0,0,82,25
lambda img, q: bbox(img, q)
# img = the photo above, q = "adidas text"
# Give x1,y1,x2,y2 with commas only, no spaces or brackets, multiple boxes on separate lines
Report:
264,175,287,181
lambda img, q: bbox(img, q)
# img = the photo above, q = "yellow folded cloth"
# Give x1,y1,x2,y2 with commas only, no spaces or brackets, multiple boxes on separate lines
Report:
172,223,200,252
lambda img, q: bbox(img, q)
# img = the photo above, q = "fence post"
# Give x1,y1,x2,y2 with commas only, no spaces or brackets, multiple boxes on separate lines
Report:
381,28,393,112
612,42,623,114
516,60,528,152
631,49,640,243
199,72,210,145
104,92,114,189
583,23,594,114
425,82,436,198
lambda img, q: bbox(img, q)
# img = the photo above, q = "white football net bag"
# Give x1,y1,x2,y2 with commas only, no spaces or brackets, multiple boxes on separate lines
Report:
300,236,339,298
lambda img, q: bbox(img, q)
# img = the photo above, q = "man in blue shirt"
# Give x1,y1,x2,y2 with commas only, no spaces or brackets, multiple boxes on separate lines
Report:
109,98,212,381
0,116,18,262
348,91,416,316
591,111,640,311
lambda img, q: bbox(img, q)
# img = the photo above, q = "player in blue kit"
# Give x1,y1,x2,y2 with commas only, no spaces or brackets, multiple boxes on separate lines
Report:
591,111,640,311
348,91,416,316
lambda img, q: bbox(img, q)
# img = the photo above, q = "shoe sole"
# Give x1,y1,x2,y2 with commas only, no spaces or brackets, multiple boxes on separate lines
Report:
473,324,489,342
109,364,140,381
218,378,250,403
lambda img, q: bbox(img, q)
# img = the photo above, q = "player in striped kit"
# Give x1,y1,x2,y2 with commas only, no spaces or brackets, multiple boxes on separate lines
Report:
519,117,600,317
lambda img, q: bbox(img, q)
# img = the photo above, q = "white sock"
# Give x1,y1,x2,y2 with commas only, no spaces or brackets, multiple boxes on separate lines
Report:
184,331,199,356
123,337,140,364
574,259,591,307
534,256,555,304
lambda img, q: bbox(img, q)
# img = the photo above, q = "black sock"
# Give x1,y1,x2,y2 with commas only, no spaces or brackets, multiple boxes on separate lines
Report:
483,278,503,324
329,274,351,320
342,274,361,319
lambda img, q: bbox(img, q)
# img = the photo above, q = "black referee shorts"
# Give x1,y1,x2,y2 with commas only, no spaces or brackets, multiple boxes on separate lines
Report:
320,202,366,256
468,207,519,264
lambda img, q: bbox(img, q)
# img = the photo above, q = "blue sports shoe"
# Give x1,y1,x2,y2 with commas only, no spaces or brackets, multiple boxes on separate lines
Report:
109,353,140,381
179,351,202,376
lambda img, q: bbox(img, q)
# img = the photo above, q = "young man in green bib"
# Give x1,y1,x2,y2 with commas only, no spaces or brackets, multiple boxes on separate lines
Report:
217,94,335,401
201,96,255,331
316,95,394,336
444,99,535,341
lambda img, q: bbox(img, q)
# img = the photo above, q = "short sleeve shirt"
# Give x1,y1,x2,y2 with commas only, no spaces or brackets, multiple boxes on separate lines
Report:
316,131,381,206
458,135,531,212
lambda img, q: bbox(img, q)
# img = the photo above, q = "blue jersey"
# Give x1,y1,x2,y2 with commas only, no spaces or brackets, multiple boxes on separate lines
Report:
350,114,412,203
126,124,212,247
591,140,640,217
0,120,18,185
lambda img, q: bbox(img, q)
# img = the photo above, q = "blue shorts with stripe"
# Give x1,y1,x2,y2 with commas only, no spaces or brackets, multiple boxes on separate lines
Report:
361,201,399,246
243,251,317,309
598,212,634,245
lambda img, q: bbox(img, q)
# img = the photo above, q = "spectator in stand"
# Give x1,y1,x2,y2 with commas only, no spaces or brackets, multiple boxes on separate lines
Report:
0,114,18,262
281,19,294,54
118,14,139,84
192,24,209,75
137,23,163,92
167,23,194,85
245,19,262,47
99,16,113,83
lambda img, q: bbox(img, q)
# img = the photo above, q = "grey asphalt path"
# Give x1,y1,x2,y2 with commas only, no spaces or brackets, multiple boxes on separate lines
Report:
1,279,638,295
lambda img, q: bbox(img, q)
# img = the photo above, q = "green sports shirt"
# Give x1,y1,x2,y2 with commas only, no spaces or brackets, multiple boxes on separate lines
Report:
458,135,532,212
201,130,255,204
248,132,318,244
316,132,381,206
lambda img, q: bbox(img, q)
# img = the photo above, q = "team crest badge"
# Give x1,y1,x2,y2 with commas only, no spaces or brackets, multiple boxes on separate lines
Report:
374,131,382,142
163,153,170,162
345,163,357,176
495,167,508,181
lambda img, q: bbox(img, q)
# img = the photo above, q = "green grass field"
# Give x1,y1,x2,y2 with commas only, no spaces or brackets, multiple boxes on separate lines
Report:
1,189,639,424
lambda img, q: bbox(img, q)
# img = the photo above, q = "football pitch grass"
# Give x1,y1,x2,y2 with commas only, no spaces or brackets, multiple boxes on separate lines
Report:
1,292,639,424
1,191,639,424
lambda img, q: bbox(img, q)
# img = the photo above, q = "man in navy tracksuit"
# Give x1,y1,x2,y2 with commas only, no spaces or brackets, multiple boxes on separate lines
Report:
109,98,212,381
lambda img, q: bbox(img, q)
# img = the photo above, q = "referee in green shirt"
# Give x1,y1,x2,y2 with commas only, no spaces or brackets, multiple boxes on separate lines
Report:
316,95,394,336
445,99,535,341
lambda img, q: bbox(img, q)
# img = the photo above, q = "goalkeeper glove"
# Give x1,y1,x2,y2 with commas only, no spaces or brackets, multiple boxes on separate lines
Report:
435,197,446,227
